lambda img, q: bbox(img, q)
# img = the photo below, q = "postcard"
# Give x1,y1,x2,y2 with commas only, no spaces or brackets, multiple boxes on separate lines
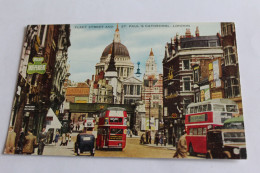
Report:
4,22,246,159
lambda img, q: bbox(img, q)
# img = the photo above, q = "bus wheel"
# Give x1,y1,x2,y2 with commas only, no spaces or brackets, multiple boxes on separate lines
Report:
189,143,196,156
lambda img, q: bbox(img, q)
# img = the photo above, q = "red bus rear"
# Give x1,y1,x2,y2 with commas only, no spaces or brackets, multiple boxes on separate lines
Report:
185,99,239,155
96,107,127,150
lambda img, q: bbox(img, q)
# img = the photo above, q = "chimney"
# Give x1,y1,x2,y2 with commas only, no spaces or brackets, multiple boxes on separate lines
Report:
195,26,200,37
185,28,191,38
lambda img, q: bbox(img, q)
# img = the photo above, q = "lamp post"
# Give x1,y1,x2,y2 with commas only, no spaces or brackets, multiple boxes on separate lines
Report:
149,98,151,130
135,61,141,77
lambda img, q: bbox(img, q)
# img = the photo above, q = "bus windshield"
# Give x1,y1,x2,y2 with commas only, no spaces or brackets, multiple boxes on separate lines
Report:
223,132,245,143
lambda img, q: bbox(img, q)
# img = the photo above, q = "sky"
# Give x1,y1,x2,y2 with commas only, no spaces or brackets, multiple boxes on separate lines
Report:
67,22,221,82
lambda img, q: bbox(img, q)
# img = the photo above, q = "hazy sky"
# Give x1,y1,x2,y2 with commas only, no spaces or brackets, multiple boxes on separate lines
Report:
68,22,221,82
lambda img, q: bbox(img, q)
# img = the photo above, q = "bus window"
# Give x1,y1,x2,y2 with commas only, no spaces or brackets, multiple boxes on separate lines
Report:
198,128,202,135
110,129,123,134
194,106,198,113
193,128,198,135
190,107,194,114
226,105,238,112
208,104,212,111
213,104,225,111
199,105,203,113
189,128,193,135
203,105,207,112
109,118,122,123
203,128,207,135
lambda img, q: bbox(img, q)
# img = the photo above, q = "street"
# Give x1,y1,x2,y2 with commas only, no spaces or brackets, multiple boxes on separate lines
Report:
33,132,205,159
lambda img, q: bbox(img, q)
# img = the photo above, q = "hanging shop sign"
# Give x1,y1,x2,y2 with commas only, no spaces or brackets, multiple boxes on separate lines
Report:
27,57,47,74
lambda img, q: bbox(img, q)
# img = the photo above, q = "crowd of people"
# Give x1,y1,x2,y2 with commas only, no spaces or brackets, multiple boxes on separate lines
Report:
139,130,188,158
4,126,72,155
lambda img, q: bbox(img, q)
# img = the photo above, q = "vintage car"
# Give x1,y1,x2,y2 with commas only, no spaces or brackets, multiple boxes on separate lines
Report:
75,133,95,156
206,129,247,159
224,116,244,129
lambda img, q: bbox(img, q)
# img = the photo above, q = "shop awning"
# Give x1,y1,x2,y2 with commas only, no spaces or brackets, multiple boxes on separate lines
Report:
46,108,62,130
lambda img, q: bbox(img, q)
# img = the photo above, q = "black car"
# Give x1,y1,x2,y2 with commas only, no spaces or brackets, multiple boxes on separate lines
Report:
75,133,95,156
206,129,247,159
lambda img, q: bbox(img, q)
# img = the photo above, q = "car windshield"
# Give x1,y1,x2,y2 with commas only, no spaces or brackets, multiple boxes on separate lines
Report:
223,132,245,143
224,123,244,129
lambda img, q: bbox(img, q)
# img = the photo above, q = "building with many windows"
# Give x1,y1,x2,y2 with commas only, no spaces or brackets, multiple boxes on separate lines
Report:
162,27,223,143
221,22,242,115
142,49,163,130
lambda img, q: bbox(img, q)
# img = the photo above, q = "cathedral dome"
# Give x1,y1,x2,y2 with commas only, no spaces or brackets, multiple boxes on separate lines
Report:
100,42,130,62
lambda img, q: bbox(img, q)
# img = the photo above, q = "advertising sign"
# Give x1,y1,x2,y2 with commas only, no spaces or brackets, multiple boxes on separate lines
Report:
27,57,47,74
200,85,210,101
141,117,158,131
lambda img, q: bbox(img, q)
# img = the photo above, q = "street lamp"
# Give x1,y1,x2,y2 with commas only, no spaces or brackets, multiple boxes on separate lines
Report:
135,61,141,77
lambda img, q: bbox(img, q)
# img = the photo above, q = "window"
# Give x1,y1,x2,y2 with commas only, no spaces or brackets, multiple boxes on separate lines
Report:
130,85,133,95
225,78,240,98
110,128,123,134
203,128,207,135
153,95,159,100
198,128,203,135
183,78,190,91
183,60,190,70
193,128,198,135
224,47,236,65
194,68,199,83
202,105,207,112
208,104,212,111
208,41,217,47
190,128,193,135
137,85,141,95
213,104,225,111
109,118,122,123
194,106,198,113
190,107,194,114
226,105,238,112
124,85,127,95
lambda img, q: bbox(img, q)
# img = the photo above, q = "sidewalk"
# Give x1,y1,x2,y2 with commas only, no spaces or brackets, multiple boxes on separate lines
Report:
32,138,76,156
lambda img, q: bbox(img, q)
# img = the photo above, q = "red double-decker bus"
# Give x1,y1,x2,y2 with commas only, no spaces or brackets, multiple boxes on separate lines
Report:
96,107,127,150
185,99,239,155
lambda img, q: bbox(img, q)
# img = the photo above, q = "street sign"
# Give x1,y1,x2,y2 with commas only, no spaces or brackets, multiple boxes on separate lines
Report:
24,105,35,111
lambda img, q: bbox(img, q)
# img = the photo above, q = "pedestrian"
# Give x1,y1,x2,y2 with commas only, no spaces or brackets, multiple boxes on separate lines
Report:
127,129,130,137
54,131,59,146
66,133,69,146
17,128,25,154
22,129,37,155
163,135,167,146
172,134,176,147
70,123,74,132
145,131,149,144
149,134,151,144
130,130,133,138
60,133,66,146
69,132,72,142
4,126,16,154
154,132,159,146
38,127,47,155
173,130,188,158
159,134,163,146
140,134,145,144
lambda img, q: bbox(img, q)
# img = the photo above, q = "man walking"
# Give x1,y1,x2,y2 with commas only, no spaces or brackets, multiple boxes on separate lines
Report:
4,126,16,154
173,130,188,158
38,127,47,155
